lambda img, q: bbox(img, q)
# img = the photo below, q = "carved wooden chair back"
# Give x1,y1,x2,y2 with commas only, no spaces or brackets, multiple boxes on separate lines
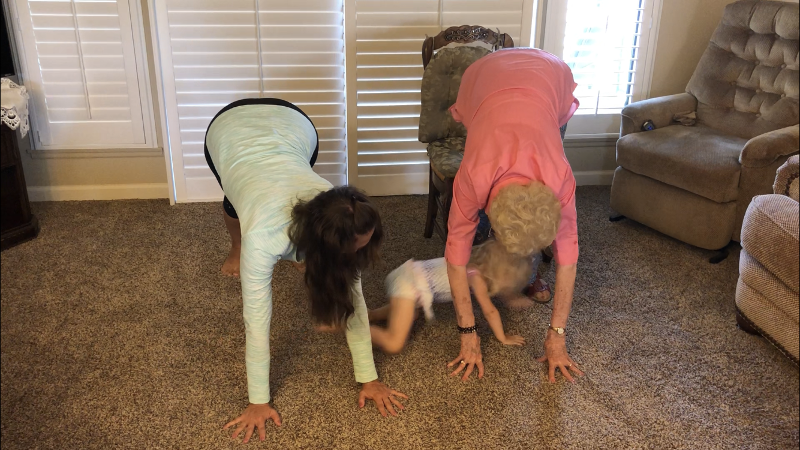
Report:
422,25,514,69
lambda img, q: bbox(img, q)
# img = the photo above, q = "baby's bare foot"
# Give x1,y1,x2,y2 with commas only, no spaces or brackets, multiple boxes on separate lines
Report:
503,295,536,310
221,246,240,278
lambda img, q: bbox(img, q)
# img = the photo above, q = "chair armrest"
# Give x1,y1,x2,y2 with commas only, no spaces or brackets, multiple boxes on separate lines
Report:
620,93,697,137
740,125,800,169
774,155,799,199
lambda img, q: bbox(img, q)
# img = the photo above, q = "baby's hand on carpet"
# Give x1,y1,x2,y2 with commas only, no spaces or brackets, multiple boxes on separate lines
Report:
224,403,281,443
501,335,525,346
358,380,408,417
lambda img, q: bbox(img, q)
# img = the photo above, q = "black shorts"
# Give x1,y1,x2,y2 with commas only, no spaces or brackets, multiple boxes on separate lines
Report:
203,98,320,219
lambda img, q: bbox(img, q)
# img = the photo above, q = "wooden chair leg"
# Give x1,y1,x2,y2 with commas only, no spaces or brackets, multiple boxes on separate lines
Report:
542,245,554,264
424,167,438,238
442,178,454,238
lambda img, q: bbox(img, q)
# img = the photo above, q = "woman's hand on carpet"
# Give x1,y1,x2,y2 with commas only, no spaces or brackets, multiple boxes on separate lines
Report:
537,334,584,383
358,380,408,417
223,403,282,443
447,333,484,380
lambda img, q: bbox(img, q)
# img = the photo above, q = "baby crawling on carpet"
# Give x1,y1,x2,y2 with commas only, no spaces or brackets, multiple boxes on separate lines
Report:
368,239,539,353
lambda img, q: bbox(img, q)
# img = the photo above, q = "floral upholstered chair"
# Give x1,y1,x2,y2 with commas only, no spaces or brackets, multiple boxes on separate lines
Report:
419,25,511,240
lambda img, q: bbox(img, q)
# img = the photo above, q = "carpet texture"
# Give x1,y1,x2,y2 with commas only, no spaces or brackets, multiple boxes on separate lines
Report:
1,187,798,449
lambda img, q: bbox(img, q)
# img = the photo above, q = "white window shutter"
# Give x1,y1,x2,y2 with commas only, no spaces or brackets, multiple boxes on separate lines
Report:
352,0,439,196
13,0,153,149
351,0,531,196
259,0,347,187
562,0,651,114
543,0,661,136
155,0,347,202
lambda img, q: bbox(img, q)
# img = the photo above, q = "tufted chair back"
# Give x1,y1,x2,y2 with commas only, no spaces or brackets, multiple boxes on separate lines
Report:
418,46,491,143
686,0,799,140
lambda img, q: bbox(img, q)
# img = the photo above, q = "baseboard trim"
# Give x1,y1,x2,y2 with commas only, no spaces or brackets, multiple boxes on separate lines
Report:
573,170,614,186
563,135,619,148
27,147,164,159
27,183,170,201
110,171,612,204
357,173,429,196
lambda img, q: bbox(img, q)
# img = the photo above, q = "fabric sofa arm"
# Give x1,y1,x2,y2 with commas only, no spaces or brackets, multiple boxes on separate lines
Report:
740,125,800,169
774,155,799,200
619,93,697,137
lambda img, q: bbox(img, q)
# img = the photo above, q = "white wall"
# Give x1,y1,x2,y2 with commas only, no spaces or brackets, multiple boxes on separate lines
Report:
649,0,740,98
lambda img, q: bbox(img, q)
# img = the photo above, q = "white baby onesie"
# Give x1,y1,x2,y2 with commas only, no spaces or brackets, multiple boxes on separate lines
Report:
384,257,458,321
385,252,544,321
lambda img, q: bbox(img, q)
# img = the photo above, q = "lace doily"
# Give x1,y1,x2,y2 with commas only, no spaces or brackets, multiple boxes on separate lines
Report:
1,78,30,137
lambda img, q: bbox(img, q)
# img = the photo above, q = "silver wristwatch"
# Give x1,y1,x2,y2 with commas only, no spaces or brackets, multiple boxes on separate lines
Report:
548,324,566,335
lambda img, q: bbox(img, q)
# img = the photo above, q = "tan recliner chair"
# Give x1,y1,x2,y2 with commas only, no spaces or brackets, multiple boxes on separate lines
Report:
736,155,799,364
610,0,799,261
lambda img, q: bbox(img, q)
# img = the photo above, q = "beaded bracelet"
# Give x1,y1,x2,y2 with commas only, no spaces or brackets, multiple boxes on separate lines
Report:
457,324,478,334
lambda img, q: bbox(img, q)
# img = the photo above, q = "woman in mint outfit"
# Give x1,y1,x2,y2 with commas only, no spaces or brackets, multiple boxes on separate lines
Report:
204,99,407,443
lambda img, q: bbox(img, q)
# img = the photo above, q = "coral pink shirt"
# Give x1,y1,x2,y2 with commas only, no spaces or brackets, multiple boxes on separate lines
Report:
445,48,580,267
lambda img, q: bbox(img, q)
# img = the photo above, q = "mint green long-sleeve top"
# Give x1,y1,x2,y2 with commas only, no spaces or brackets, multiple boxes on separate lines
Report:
205,104,378,404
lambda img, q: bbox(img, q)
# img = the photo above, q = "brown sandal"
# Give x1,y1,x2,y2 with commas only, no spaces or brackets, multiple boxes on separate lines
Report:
525,276,552,304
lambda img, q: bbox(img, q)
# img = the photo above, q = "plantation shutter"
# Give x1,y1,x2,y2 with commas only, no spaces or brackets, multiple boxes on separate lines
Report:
351,0,438,196
12,0,153,149
351,0,532,196
154,0,347,202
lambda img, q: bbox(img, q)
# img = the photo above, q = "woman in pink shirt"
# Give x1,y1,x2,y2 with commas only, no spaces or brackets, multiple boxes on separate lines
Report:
445,48,584,383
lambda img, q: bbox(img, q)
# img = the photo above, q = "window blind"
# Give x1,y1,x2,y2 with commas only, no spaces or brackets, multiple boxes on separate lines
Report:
543,0,660,136
12,0,153,148
155,0,347,201
562,0,645,115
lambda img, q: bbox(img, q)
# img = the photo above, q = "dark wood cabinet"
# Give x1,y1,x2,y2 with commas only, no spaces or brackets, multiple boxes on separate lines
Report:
1,122,38,250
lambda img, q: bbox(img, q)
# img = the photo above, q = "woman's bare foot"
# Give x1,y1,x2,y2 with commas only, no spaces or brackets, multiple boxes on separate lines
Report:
221,246,240,278
221,211,242,278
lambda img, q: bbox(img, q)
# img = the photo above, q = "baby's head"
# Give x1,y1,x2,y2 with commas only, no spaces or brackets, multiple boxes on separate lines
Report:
469,239,535,297
488,181,561,257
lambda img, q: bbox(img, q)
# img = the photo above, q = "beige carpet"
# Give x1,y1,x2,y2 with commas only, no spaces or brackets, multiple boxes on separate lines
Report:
1,187,797,450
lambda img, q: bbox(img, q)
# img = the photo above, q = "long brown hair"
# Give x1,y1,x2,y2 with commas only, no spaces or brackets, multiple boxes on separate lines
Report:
288,186,383,327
